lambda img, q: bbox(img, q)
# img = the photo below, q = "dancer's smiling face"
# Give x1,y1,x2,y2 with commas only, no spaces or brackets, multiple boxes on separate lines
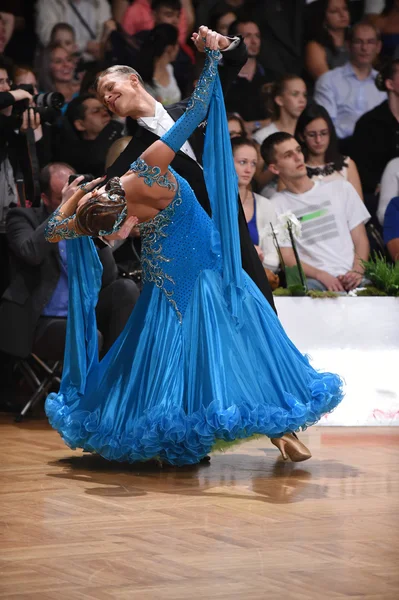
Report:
97,72,144,118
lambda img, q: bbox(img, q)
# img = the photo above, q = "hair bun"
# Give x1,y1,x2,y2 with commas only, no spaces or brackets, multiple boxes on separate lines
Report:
375,72,387,92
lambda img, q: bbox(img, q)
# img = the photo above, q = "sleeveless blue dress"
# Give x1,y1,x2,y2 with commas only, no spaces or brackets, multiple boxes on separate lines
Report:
45,51,343,465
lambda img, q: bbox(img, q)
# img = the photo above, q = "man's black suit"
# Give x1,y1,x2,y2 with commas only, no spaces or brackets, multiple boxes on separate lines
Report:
106,41,276,312
0,206,139,358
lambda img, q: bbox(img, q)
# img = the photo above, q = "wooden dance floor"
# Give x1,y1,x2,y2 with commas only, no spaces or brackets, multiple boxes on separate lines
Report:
1,415,398,600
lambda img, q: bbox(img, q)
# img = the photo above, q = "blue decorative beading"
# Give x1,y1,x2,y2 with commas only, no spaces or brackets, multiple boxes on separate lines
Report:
130,157,177,191
45,207,81,241
139,184,183,321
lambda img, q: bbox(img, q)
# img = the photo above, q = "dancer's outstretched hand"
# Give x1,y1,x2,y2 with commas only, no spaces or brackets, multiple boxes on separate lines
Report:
103,216,139,241
191,25,230,52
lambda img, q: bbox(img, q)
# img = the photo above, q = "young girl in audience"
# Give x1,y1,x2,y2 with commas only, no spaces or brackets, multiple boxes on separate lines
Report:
304,0,350,81
296,102,363,200
253,74,307,197
232,137,280,276
137,23,181,105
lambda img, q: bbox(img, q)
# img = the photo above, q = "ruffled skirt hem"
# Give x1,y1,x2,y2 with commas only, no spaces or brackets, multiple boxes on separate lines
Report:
45,372,343,466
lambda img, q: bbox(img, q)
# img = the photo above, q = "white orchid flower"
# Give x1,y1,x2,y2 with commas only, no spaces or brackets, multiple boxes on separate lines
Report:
271,211,302,243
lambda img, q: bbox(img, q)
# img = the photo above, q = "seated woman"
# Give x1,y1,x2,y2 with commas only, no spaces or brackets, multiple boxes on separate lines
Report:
304,0,350,81
137,23,181,105
231,136,279,277
253,74,307,197
44,29,342,467
296,102,363,200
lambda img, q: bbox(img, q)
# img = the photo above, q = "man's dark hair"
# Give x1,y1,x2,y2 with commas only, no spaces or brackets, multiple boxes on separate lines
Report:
151,0,181,11
39,162,74,196
260,132,295,166
228,17,258,37
65,93,96,130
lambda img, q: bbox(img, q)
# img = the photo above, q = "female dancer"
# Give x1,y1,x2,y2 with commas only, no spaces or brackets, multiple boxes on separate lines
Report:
44,32,343,466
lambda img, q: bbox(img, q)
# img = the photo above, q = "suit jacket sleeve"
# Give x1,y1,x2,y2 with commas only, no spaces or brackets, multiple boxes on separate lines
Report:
6,208,54,267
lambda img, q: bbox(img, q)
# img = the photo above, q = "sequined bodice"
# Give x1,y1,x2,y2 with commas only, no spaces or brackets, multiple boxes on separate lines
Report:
138,169,222,321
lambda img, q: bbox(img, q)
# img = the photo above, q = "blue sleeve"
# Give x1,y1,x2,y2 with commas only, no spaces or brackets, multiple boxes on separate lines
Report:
161,49,221,154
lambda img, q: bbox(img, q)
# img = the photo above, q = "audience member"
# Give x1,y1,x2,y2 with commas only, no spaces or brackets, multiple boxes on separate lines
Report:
137,24,181,105
254,75,307,198
249,0,306,79
314,22,386,149
56,94,123,176
0,59,52,209
122,0,194,47
35,0,112,63
208,5,237,36
119,1,194,98
296,102,363,199
262,132,370,292
351,59,399,200
378,156,399,224
38,44,80,111
368,0,399,59
227,112,247,138
224,18,272,131
0,163,140,359
0,11,14,56
383,196,399,260
305,0,350,81
254,75,308,145
232,136,280,273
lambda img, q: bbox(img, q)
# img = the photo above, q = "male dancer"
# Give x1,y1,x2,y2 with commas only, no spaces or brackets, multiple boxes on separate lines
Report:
98,26,276,312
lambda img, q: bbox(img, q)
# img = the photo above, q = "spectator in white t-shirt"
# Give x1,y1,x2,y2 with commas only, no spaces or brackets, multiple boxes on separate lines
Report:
261,132,371,292
378,157,399,225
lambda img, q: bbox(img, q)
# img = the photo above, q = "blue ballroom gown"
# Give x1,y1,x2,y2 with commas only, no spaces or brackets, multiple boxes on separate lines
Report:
45,51,343,466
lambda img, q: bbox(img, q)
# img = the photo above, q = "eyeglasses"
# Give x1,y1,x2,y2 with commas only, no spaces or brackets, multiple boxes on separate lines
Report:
0,77,12,87
304,130,329,140
351,39,378,47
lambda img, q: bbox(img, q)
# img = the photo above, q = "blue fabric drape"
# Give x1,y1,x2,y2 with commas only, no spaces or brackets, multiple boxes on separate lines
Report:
203,76,245,324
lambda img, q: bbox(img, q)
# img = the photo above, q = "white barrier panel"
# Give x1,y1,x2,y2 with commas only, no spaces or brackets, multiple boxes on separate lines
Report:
274,297,399,426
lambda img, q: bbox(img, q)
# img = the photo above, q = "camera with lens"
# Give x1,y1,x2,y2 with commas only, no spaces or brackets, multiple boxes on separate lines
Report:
11,84,65,126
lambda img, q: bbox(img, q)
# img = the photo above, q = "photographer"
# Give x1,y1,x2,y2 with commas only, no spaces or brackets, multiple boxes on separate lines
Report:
0,60,37,223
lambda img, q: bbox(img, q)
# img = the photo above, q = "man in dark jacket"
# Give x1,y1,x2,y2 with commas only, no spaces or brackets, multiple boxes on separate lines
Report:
0,162,140,361
98,25,276,312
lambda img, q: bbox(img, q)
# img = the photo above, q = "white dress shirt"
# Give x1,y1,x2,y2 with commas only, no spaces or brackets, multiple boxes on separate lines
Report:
138,101,198,162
